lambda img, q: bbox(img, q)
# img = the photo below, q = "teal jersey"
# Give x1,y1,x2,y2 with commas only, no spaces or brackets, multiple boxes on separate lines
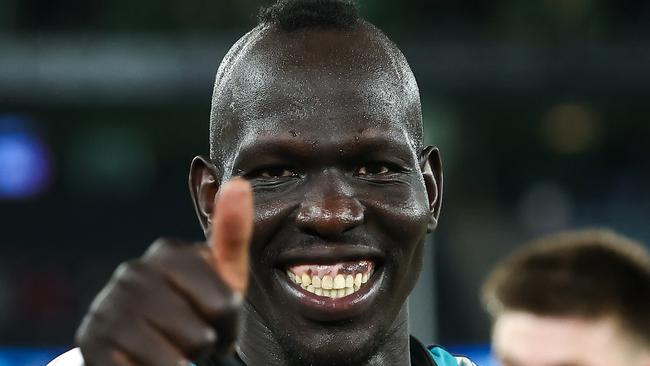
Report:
49,338,476,366
193,337,477,366
428,345,477,366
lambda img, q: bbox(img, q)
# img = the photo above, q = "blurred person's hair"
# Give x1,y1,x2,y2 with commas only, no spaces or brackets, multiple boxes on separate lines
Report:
482,229,650,347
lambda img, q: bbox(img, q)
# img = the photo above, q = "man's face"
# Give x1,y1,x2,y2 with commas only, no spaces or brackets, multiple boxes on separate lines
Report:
493,311,650,366
208,26,439,363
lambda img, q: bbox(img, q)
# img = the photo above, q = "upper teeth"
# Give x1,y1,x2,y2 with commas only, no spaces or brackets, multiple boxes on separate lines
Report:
286,267,373,299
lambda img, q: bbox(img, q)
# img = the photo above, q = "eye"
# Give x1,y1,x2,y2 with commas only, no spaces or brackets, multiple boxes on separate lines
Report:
355,162,392,177
247,166,298,180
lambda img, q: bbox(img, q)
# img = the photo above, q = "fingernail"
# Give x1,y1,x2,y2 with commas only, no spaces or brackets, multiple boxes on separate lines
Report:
205,328,217,343
232,292,243,305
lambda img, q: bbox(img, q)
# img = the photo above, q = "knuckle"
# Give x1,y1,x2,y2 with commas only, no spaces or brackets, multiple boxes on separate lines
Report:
112,260,149,289
186,327,218,356
114,259,145,279
92,260,159,317
143,237,182,262
75,313,115,358
203,291,242,324
74,315,93,347
144,239,212,277
79,302,127,343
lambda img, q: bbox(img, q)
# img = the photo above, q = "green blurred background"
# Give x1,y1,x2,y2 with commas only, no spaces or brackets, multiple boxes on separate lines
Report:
1,0,649,349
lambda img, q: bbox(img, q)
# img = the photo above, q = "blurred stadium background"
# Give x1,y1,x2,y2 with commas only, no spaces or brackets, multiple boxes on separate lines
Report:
1,0,650,364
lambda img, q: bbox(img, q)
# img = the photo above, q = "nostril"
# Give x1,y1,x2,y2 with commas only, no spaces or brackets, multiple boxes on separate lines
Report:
295,198,364,238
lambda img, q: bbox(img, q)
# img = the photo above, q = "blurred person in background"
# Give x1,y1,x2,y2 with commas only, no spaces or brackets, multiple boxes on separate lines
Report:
482,229,650,366
47,0,476,365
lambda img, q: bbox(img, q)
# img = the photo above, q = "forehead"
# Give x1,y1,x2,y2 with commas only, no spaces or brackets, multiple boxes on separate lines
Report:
215,25,420,159
492,312,634,366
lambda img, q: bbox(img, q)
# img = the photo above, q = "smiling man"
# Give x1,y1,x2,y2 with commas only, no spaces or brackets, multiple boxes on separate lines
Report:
49,1,475,365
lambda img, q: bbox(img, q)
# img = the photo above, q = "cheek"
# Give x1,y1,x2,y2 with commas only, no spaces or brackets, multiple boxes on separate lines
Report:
245,195,297,311
363,183,430,244
249,195,296,267
362,183,429,295
400,242,425,291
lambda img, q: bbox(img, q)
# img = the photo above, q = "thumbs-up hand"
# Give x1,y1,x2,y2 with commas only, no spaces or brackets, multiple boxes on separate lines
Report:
209,178,254,296
76,178,254,366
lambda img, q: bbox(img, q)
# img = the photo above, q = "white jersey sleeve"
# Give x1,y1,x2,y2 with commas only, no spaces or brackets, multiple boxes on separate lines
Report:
456,355,478,366
47,348,84,366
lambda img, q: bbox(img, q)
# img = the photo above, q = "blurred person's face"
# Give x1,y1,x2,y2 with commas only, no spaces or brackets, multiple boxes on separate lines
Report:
192,24,441,365
493,311,650,366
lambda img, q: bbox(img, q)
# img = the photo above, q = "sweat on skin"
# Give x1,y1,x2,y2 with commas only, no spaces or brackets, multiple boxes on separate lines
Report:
192,21,441,366
64,12,445,366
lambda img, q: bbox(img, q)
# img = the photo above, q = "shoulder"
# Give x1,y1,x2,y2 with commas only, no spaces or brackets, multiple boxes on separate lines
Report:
47,348,84,366
49,344,476,366
428,346,478,366
410,335,477,366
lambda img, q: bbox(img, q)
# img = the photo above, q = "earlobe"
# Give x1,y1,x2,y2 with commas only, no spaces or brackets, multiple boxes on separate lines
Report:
420,146,443,232
189,156,220,238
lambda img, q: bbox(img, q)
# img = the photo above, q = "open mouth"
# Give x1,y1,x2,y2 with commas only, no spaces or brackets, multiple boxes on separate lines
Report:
286,260,375,299
273,245,385,321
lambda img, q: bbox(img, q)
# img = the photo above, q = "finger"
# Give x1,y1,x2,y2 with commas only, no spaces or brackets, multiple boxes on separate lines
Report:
79,267,191,366
110,350,138,366
77,311,165,366
109,320,190,366
79,345,137,366
119,258,218,358
210,177,254,294
142,241,242,354
143,240,240,321
144,282,218,357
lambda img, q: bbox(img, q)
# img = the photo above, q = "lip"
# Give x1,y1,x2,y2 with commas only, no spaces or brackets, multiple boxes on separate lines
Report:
273,246,385,322
275,244,385,267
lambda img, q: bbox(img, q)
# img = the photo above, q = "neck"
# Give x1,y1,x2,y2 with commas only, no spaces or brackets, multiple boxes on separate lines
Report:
235,302,284,366
235,301,412,366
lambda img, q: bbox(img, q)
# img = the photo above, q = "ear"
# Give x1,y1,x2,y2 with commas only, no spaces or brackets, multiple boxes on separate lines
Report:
420,146,443,232
189,155,220,238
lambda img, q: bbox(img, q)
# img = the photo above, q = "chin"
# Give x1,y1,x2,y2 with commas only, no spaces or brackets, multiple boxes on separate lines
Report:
244,241,421,365
274,320,388,366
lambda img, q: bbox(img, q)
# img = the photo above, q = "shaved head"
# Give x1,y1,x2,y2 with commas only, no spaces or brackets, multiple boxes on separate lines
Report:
208,21,423,178
193,5,440,364
194,9,442,366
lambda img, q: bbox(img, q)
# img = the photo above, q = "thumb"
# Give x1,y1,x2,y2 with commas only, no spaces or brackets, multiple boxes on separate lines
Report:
209,177,254,295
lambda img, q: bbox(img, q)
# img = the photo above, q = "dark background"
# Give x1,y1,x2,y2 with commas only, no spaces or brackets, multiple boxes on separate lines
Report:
1,0,649,348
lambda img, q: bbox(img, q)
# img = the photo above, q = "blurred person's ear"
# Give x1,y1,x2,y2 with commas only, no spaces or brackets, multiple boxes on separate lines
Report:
420,146,443,232
189,155,220,237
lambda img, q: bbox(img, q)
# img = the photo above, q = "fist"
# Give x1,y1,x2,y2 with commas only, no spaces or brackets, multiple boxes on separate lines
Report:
75,179,254,366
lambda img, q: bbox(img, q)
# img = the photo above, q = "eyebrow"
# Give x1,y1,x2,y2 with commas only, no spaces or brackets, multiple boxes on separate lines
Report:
234,134,417,167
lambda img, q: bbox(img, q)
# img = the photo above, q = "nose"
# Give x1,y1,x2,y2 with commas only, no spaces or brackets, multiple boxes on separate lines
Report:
295,178,364,239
